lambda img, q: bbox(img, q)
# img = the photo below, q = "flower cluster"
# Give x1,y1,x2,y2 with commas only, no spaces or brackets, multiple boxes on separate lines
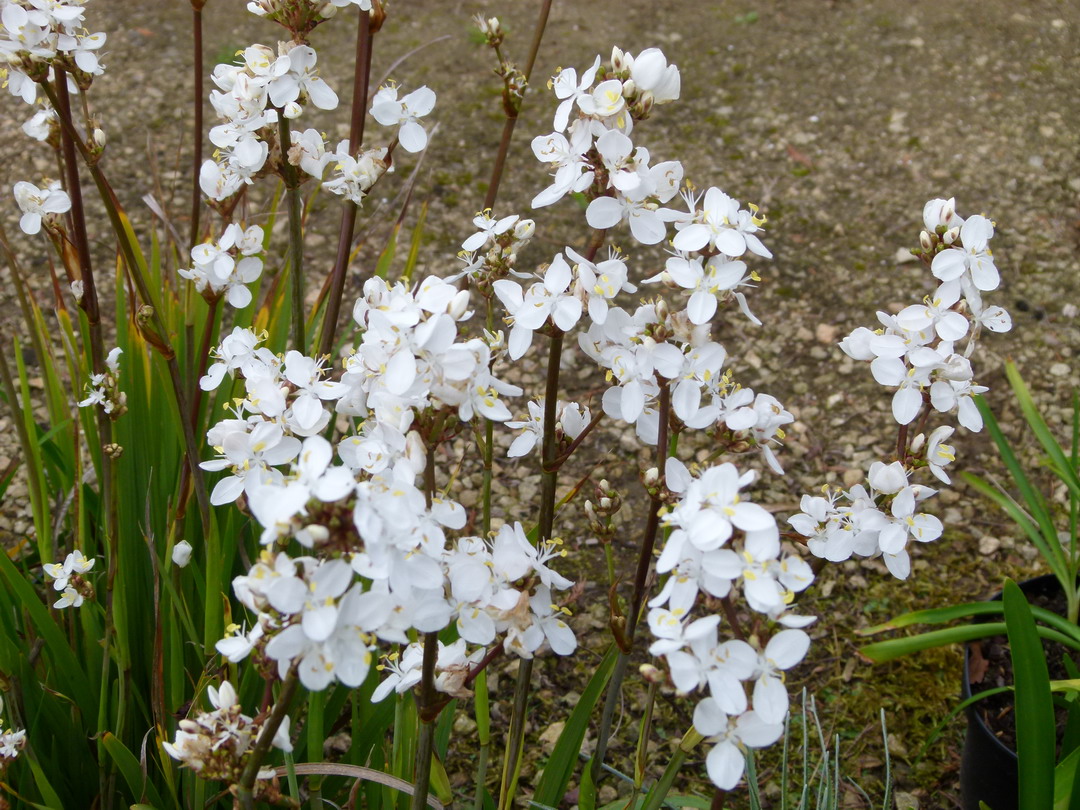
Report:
77,346,124,417
42,548,95,608
645,459,814,788
790,198,1012,579
201,40,339,200
520,48,815,791
0,697,25,773
0,0,107,106
199,271,579,691
164,681,291,781
179,223,266,308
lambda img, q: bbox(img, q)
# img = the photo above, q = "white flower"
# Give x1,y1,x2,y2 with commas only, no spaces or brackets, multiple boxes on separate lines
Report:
371,85,436,153
13,181,71,235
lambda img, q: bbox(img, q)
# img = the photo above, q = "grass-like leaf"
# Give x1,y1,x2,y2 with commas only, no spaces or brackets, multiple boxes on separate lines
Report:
861,621,1080,663
531,644,619,808
1003,579,1054,810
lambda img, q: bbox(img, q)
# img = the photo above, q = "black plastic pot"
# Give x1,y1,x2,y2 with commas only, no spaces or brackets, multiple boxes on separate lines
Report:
959,574,1062,810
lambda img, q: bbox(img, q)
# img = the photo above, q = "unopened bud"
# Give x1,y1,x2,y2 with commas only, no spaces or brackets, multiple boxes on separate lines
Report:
943,226,960,246
655,298,670,322
303,524,330,544
639,663,664,683
599,496,612,510
598,479,610,492
622,78,637,98
448,289,471,320
171,540,193,568
909,433,926,453
93,128,106,148
643,467,659,486
919,230,933,251
610,46,627,72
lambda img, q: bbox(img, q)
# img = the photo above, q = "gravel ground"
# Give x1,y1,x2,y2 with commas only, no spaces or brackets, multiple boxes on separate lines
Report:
1,0,1078,807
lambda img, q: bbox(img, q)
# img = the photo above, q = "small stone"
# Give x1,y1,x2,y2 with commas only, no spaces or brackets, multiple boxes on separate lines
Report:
598,786,618,804
815,323,839,343
1050,363,1070,377
893,246,918,264
979,535,1001,555
894,792,920,810
842,467,863,487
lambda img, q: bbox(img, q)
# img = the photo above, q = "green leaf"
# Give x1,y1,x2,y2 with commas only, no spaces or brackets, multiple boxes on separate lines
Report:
861,621,1080,663
531,645,619,808
429,751,453,806
861,600,1080,645
1005,362,1080,499
1054,745,1080,810
1003,579,1055,810
25,754,65,810
101,732,166,808
0,550,94,712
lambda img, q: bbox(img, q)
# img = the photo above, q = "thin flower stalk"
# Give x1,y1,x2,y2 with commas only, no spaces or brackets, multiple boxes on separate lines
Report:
190,2,204,247
592,381,672,783
318,7,375,357
278,114,306,351
237,670,301,810
480,0,552,211
40,79,213,530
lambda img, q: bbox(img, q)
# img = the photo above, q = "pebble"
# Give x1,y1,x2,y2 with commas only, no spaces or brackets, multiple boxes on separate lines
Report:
1050,363,1070,377
978,535,1001,555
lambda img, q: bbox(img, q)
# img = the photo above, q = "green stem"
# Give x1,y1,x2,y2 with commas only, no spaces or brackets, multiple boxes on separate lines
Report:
308,689,325,810
497,657,533,810
278,114,305,352
472,668,491,810
640,728,704,810
237,671,301,810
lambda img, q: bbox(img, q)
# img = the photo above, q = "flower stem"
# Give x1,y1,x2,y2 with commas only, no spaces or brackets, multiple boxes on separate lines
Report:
481,0,552,210
639,727,704,810
592,380,672,784
278,114,306,352
318,8,374,357
237,670,301,810
410,631,440,810
41,78,212,531
189,4,204,248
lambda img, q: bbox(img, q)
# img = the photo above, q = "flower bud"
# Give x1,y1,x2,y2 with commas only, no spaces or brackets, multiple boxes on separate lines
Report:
639,663,664,683
93,128,107,148
909,433,926,453
943,227,960,246
919,230,933,251
643,467,659,486
171,540,193,568
599,496,612,510
622,78,637,98
448,289,471,320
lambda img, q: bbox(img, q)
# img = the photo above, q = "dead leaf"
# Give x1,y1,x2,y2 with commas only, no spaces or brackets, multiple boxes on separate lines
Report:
785,142,814,169
967,641,989,684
